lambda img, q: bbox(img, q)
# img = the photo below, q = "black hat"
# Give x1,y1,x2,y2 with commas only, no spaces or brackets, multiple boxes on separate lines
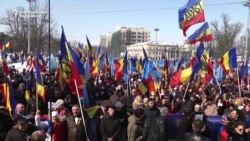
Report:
107,105,116,110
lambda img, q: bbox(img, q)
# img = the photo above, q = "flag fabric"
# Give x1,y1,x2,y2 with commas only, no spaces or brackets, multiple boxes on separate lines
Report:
122,52,128,74
222,48,237,71
187,22,213,44
130,58,137,73
24,68,34,101
0,44,3,50
84,55,91,80
60,26,84,97
36,52,45,102
201,59,213,84
179,0,205,36
114,59,123,81
189,62,202,83
136,59,143,73
0,82,16,116
2,60,10,75
171,67,192,87
142,47,148,60
138,82,148,95
239,62,248,81
170,62,201,87
144,76,157,97
175,59,184,72
141,60,154,80
83,85,90,108
214,63,223,82
26,55,35,71
0,46,10,75
36,53,46,72
86,35,93,65
196,43,205,61
104,53,110,73
90,56,102,76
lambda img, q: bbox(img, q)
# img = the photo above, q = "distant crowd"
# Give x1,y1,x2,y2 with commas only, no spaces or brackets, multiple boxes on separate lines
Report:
0,64,250,141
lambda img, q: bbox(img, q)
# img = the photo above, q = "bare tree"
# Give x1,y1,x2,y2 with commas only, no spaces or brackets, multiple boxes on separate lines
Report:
0,1,58,55
210,13,243,57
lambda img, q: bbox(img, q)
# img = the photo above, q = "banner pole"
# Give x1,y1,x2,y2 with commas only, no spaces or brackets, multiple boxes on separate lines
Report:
183,82,190,101
237,68,241,97
74,79,89,140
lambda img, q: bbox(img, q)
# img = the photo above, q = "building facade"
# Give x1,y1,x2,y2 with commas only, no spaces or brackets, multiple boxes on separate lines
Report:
127,42,191,60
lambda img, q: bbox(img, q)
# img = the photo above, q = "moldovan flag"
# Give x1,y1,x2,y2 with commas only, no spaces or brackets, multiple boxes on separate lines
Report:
36,52,45,102
0,82,16,116
222,48,237,71
187,22,212,44
179,0,205,36
59,26,84,96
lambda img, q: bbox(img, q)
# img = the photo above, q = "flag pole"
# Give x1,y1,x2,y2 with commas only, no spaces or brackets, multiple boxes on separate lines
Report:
237,68,242,97
183,82,190,101
213,72,222,94
74,79,89,139
248,76,250,92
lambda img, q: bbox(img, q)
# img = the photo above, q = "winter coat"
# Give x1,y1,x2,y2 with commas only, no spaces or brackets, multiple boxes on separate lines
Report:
147,115,168,141
127,115,143,141
5,128,29,141
184,132,211,141
65,111,92,141
142,106,160,140
101,113,121,141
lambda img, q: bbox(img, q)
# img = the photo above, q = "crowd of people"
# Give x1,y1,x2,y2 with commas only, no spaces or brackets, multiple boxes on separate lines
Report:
1,64,250,141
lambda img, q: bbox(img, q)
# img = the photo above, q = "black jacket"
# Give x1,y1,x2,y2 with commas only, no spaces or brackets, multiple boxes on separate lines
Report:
184,132,211,141
226,126,246,141
142,106,160,140
5,128,29,141
101,113,121,141
147,115,168,141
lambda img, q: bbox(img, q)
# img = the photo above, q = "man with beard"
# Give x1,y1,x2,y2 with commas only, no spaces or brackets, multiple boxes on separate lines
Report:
5,117,33,141
65,104,92,141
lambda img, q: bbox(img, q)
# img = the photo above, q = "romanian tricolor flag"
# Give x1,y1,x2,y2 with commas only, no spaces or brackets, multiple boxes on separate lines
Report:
170,62,201,87
222,48,237,71
0,82,16,116
187,22,212,44
36,52,45,102
179,0,205,36
60,26,84,97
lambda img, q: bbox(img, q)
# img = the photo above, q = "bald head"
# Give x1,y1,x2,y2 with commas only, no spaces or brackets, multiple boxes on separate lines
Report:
18,83,25,91
16,103,25,115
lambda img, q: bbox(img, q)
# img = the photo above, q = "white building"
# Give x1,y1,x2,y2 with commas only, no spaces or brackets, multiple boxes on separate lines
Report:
127,42,191,60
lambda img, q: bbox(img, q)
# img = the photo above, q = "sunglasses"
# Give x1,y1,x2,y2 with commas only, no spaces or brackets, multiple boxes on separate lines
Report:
237,128,244,131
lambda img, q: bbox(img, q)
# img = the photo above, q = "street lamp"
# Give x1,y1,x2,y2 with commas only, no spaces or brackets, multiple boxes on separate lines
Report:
27,0,36,55
244,0,250,62
154,27,159,60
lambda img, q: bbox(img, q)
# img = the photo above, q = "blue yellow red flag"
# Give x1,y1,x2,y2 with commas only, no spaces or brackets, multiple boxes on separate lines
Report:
188,22,212,44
